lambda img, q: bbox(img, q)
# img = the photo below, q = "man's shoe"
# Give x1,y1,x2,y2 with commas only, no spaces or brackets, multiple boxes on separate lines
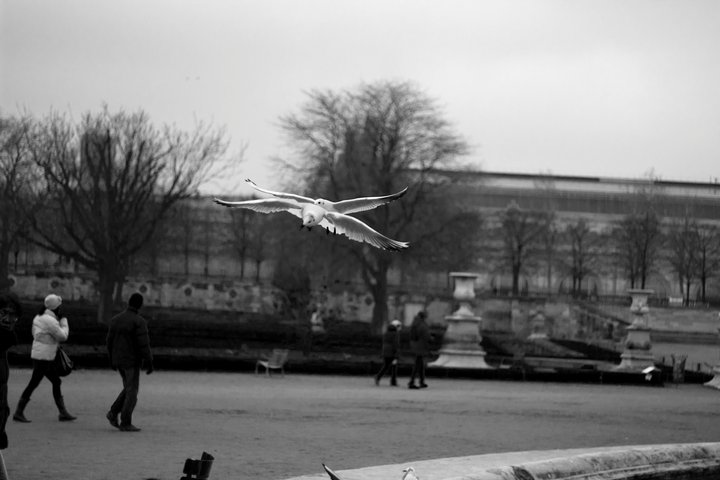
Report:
106,411,119,429
119,424,141,432
408,384,420,389
419,383,429,388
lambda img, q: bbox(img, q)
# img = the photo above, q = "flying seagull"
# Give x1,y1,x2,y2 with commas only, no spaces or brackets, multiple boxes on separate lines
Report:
323,463,418,480
322,464,343,480
402,467,419,480
213,179,410,251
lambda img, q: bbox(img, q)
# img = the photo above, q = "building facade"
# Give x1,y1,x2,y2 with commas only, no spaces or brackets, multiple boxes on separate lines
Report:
10,170,720,310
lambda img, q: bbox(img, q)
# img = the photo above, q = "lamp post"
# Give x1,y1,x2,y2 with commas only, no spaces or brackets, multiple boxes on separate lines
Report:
428,272,492,369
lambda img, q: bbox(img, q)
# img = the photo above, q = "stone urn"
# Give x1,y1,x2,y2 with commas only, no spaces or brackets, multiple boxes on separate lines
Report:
703,319,720,390
615,289,655,371
428,272,492,369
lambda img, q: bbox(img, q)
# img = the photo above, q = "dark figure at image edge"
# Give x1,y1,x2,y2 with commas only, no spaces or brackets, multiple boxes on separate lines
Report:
0,292,22,478
375,319,402,386
408,311,430,389
13,293,76,423
106,293,154,432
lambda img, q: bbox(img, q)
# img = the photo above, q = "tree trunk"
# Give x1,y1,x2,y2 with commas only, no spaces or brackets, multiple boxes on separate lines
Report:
369,261,390,335
0,230,12,292
511,261,521,296
97,268,118,324
370,287,388,336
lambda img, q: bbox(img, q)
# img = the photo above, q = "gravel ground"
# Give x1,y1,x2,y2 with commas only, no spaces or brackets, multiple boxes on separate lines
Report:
3,368,720,480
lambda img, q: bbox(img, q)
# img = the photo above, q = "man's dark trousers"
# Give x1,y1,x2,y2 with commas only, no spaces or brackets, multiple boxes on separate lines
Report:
110,366,140,426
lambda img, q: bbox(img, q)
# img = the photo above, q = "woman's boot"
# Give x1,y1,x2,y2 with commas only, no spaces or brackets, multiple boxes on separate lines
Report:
12,397,31,423
55,396,77,421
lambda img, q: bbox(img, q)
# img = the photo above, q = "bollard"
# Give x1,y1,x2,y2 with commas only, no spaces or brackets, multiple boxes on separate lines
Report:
180,452,214,480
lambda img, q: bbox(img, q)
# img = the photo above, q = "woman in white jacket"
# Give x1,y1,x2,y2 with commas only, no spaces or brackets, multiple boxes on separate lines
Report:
12,294,76,423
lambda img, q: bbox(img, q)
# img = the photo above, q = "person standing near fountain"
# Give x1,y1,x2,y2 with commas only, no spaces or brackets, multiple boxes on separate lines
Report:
408,311,430,389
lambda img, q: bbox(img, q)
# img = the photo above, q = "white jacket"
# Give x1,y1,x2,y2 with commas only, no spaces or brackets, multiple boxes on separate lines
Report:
30,309,69,361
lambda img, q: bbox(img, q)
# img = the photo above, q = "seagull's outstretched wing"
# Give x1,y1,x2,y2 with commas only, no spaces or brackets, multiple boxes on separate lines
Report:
245,179,315,204
322,464,343,480
331,187,408,215
213,197,303,218
324,212,409,251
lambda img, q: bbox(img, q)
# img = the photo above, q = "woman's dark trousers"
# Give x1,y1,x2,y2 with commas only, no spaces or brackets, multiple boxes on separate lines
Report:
15,359,75,421
374,357,398,385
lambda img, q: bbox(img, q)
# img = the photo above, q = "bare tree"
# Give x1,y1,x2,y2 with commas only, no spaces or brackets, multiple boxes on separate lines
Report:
498,201,546,296
666,216,699,305
563,218,601,297
223,206,272,281
613,210,663,289
0,113,44,292
534,176,559,294
279,80,471,332
26,107,232,322
694,223,720,303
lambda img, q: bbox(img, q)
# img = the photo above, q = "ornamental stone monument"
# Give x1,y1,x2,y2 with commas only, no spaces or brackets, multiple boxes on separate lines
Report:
703,314,720,390
428,272,492,369
614,289,655,371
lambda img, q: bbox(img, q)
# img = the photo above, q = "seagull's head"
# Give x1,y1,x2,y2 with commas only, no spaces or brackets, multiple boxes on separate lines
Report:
314,198,329,206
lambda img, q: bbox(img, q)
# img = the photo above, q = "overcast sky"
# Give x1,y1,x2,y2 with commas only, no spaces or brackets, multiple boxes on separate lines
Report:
2,0,719,195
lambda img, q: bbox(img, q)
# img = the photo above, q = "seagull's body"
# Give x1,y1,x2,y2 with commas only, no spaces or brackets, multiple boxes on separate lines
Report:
214,179,410,251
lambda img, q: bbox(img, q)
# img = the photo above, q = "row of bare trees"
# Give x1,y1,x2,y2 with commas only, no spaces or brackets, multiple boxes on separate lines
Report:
491,200,720,305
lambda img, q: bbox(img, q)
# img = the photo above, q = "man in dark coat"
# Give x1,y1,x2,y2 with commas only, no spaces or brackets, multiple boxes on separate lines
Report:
106,293,153,432
408,311,430,389
0,292,21,475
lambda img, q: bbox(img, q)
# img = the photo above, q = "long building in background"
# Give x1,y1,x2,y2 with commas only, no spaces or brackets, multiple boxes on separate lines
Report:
10,170,720,304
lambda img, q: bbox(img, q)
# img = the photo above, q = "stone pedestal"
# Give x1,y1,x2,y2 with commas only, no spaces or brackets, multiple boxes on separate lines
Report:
703,365,720,390
615,289,655,371
703,325,720,390
429,272,492,370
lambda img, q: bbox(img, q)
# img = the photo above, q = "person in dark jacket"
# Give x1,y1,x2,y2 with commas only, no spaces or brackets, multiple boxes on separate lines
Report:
408,311,430,389
0,292,21,477
374,319,402,386
106,293,153,432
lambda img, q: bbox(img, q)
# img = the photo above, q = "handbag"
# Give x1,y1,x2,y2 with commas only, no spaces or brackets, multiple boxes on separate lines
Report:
54,346,74,377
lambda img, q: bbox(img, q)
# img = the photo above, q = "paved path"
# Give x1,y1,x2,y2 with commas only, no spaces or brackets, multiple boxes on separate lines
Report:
3,368,720,480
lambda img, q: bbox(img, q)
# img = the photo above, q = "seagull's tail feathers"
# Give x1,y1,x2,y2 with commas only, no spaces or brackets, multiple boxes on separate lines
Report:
322,463,344,480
